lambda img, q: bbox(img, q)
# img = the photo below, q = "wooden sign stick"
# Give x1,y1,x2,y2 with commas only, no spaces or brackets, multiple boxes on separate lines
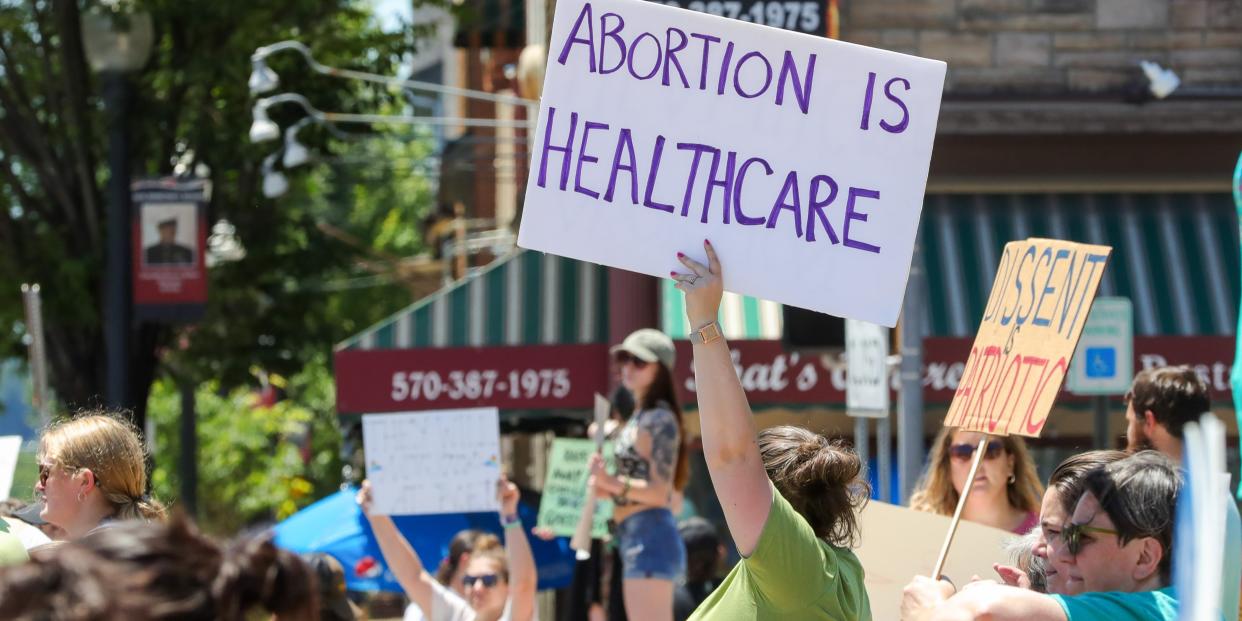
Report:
931,437,989,579
570,393,611,560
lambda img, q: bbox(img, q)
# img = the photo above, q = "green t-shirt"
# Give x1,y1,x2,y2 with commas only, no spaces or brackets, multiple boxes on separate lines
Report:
687,484,871,621
0,519,28,567
1051,586,1178,621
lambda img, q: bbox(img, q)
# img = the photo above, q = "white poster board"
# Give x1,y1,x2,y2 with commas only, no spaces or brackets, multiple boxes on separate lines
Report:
0,436,20,499
362,408,502,516
846,319,889,417
518,0,946,327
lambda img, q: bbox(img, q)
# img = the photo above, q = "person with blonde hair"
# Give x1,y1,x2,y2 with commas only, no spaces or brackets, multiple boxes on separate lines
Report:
35,412,166,538
909,427,1043,534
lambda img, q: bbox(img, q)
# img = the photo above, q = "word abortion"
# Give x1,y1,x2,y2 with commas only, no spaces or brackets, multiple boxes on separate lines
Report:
537,106,887,254
557,2,820,114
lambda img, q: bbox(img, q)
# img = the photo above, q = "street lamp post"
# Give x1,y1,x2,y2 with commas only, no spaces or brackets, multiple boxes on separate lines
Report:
81,7,153,413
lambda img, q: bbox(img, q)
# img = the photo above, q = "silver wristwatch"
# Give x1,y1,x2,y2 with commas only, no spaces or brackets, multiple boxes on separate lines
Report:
689,321,723,345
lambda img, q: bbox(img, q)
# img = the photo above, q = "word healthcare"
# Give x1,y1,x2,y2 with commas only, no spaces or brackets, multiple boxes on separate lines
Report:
518,0,946,327
537,106,888,252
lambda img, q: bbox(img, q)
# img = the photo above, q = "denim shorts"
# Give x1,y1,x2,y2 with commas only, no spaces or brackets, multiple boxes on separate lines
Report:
615,507,686,581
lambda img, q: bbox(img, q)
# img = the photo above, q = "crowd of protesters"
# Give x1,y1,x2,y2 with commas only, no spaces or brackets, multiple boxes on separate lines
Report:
0,240,1237,621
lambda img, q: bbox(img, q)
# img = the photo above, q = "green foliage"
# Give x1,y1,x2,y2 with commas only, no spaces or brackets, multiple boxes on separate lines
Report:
148,354,343,535
0,0,442,409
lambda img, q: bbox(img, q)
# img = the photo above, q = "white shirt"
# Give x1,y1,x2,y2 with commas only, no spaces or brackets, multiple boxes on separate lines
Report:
403,580,536,621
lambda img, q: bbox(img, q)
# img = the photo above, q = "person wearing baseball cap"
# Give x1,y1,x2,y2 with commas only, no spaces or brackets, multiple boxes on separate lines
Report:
590,327,690,621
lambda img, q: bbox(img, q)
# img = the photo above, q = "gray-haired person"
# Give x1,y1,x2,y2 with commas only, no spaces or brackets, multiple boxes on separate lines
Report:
902,451,1182,621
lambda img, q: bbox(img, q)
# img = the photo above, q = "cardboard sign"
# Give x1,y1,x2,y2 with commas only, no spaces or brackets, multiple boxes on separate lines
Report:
362,408,502,516
518,0,946,327
536,438,615,538
944,239,1111,437
856,501,1016,621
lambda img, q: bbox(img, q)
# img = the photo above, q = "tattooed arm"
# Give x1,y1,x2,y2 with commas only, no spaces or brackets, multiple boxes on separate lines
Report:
592,409,679,506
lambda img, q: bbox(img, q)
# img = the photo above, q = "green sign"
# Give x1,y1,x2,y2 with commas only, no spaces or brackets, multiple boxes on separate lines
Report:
536,438,614,538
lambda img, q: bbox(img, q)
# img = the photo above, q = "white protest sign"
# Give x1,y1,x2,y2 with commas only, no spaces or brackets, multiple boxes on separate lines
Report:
846,319,889,417
518,0,946,327
0,436,20,499
362,408,502,516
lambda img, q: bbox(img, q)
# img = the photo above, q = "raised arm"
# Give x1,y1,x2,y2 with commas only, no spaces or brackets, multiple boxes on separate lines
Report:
357,481,436,613
498,476,538,621
673,240,773,556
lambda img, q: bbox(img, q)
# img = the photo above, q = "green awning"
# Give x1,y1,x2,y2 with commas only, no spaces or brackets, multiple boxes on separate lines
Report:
336,250,609,351
921,192,1239,337
344,193,1237,352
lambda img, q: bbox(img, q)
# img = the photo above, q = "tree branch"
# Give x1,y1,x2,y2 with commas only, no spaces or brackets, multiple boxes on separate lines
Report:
50,0,102,250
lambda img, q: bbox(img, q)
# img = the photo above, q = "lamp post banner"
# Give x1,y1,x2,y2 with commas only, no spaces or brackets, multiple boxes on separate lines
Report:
131,178,209,322
517,0,946,327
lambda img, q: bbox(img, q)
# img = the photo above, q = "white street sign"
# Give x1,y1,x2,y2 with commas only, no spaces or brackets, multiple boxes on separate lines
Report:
846,319,889,417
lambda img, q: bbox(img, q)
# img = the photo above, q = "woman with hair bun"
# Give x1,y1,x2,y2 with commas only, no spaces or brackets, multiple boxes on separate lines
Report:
671,241,872,620
35,412,166,538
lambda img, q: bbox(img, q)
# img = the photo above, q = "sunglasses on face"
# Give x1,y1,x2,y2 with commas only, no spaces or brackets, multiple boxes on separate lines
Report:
948,440,1004,461
462,573,500,588
1059,522,1119,556
37,463,56,487
613,352,649,369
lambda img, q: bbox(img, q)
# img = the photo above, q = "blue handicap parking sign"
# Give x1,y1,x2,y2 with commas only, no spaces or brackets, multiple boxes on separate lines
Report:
1085,347,1117,378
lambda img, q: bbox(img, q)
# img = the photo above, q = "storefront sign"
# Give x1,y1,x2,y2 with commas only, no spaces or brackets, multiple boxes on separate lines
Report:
335,344,609,414
335,337,1234,414
655,0,829,36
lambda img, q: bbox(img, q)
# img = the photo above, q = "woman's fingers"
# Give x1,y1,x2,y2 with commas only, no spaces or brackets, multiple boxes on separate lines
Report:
704,239,720,273
676,252,710,276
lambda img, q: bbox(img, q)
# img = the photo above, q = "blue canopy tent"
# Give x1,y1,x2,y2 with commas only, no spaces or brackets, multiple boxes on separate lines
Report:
273,487,576,593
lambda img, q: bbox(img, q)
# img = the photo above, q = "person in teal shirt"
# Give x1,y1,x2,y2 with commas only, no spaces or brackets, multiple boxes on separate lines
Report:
673,241,871,620
902,452,1182,621
1121,366,1241,618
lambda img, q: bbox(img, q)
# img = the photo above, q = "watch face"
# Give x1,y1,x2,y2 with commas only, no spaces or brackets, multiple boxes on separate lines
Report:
699,323,721,342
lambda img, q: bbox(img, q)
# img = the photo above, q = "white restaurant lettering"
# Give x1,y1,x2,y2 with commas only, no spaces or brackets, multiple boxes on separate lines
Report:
681,348,1234,395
